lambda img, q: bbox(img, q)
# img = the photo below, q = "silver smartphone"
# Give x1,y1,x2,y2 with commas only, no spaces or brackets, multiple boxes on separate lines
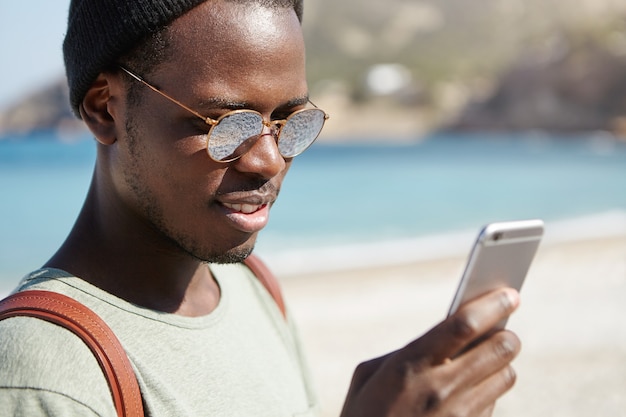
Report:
447,219,544,330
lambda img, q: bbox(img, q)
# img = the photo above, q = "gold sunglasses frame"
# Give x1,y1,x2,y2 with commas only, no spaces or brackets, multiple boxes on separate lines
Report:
118,65,328,162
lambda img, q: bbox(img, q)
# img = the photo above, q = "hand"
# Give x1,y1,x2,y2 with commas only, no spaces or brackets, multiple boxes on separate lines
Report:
340,288,521,417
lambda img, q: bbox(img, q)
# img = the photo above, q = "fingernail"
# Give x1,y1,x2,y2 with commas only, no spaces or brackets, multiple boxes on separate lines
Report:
505,288,520,309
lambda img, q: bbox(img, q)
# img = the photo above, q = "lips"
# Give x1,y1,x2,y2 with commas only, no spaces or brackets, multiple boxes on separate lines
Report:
218,199,272,233
216,182,279,233
221,202,265,214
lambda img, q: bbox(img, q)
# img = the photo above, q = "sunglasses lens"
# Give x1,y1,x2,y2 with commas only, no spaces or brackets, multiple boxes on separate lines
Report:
278,109,326,158
207,111,264,161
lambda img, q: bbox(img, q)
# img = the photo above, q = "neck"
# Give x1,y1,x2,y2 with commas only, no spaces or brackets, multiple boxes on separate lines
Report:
44,175,221,317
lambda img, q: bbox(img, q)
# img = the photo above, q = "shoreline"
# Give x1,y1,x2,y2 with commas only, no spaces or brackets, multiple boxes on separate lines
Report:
259,210,626,278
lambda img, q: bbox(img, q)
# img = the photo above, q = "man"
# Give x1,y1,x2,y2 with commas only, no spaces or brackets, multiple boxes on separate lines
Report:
0,0,521,416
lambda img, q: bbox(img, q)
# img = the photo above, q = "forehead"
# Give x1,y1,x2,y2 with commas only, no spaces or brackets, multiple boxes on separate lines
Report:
157,1,306,103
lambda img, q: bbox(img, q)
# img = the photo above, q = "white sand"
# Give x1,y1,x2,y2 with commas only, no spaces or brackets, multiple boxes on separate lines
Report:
280,233,626,416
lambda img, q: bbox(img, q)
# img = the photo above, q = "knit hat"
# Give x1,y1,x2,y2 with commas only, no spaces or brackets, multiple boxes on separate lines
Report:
63,0,208,117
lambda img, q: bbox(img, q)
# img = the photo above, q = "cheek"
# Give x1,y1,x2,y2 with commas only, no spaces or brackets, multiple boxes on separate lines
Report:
114,118,222,216
143,144,221,203
127,108,210,177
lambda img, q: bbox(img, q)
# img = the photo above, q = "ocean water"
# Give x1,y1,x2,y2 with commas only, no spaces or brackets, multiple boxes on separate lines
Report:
1,131,625,290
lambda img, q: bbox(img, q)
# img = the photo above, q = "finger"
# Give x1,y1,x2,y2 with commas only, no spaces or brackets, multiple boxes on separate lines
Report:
398,331,519,415
447,330,521,391
478,403,496,417
401,288,520,365
455,363,517,415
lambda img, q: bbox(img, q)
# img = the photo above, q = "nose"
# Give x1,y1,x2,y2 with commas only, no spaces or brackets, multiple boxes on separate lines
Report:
231,126,286,179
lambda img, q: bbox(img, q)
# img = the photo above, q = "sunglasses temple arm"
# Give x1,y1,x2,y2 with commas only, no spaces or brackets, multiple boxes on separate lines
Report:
307,99,330,120
118,65,215,125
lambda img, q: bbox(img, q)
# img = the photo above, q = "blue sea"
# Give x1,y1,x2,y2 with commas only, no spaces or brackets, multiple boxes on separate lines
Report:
1,131,625,292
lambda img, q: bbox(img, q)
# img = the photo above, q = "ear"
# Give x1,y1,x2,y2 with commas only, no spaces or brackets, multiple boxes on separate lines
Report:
79,73,124,145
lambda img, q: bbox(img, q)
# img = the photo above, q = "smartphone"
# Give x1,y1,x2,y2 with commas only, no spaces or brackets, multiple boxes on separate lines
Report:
447,219,544,330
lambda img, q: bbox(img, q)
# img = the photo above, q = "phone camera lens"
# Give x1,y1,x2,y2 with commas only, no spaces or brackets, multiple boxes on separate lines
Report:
493,232,503,241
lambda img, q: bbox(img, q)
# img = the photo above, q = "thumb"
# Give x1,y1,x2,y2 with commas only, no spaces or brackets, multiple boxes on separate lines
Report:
343,352,392,402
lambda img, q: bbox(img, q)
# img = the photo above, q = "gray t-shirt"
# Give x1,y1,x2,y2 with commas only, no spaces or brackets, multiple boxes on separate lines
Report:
0,264,318,416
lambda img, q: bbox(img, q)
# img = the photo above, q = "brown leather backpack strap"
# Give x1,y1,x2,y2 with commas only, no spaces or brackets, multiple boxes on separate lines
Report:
243,254,287,319
0,290,144,417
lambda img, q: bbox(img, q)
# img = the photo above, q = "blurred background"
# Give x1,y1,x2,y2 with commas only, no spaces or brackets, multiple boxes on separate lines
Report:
1,1,625,416
304,0,626,140
4,0,626,138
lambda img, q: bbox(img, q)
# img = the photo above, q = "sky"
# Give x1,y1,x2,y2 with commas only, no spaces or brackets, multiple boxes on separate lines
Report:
0,1,71,108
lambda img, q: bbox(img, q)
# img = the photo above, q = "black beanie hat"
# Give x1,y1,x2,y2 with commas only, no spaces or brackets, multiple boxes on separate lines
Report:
63,0,208,117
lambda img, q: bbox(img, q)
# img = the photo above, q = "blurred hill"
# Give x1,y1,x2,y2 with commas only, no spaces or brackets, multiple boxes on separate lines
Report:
1,0,626,140
0,78,84,138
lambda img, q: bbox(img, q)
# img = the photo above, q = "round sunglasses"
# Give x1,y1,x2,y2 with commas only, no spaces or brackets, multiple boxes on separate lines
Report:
118,66,329,162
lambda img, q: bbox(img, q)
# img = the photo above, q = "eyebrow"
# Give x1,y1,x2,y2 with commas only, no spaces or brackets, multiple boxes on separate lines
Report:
196,95,310,112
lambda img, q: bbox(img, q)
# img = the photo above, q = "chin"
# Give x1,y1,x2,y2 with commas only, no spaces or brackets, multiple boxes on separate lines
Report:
206,245,254,264
188,236,256,265
168,226,258,264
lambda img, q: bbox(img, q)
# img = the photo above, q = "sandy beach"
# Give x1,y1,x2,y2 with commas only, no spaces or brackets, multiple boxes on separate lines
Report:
280,230,626,417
